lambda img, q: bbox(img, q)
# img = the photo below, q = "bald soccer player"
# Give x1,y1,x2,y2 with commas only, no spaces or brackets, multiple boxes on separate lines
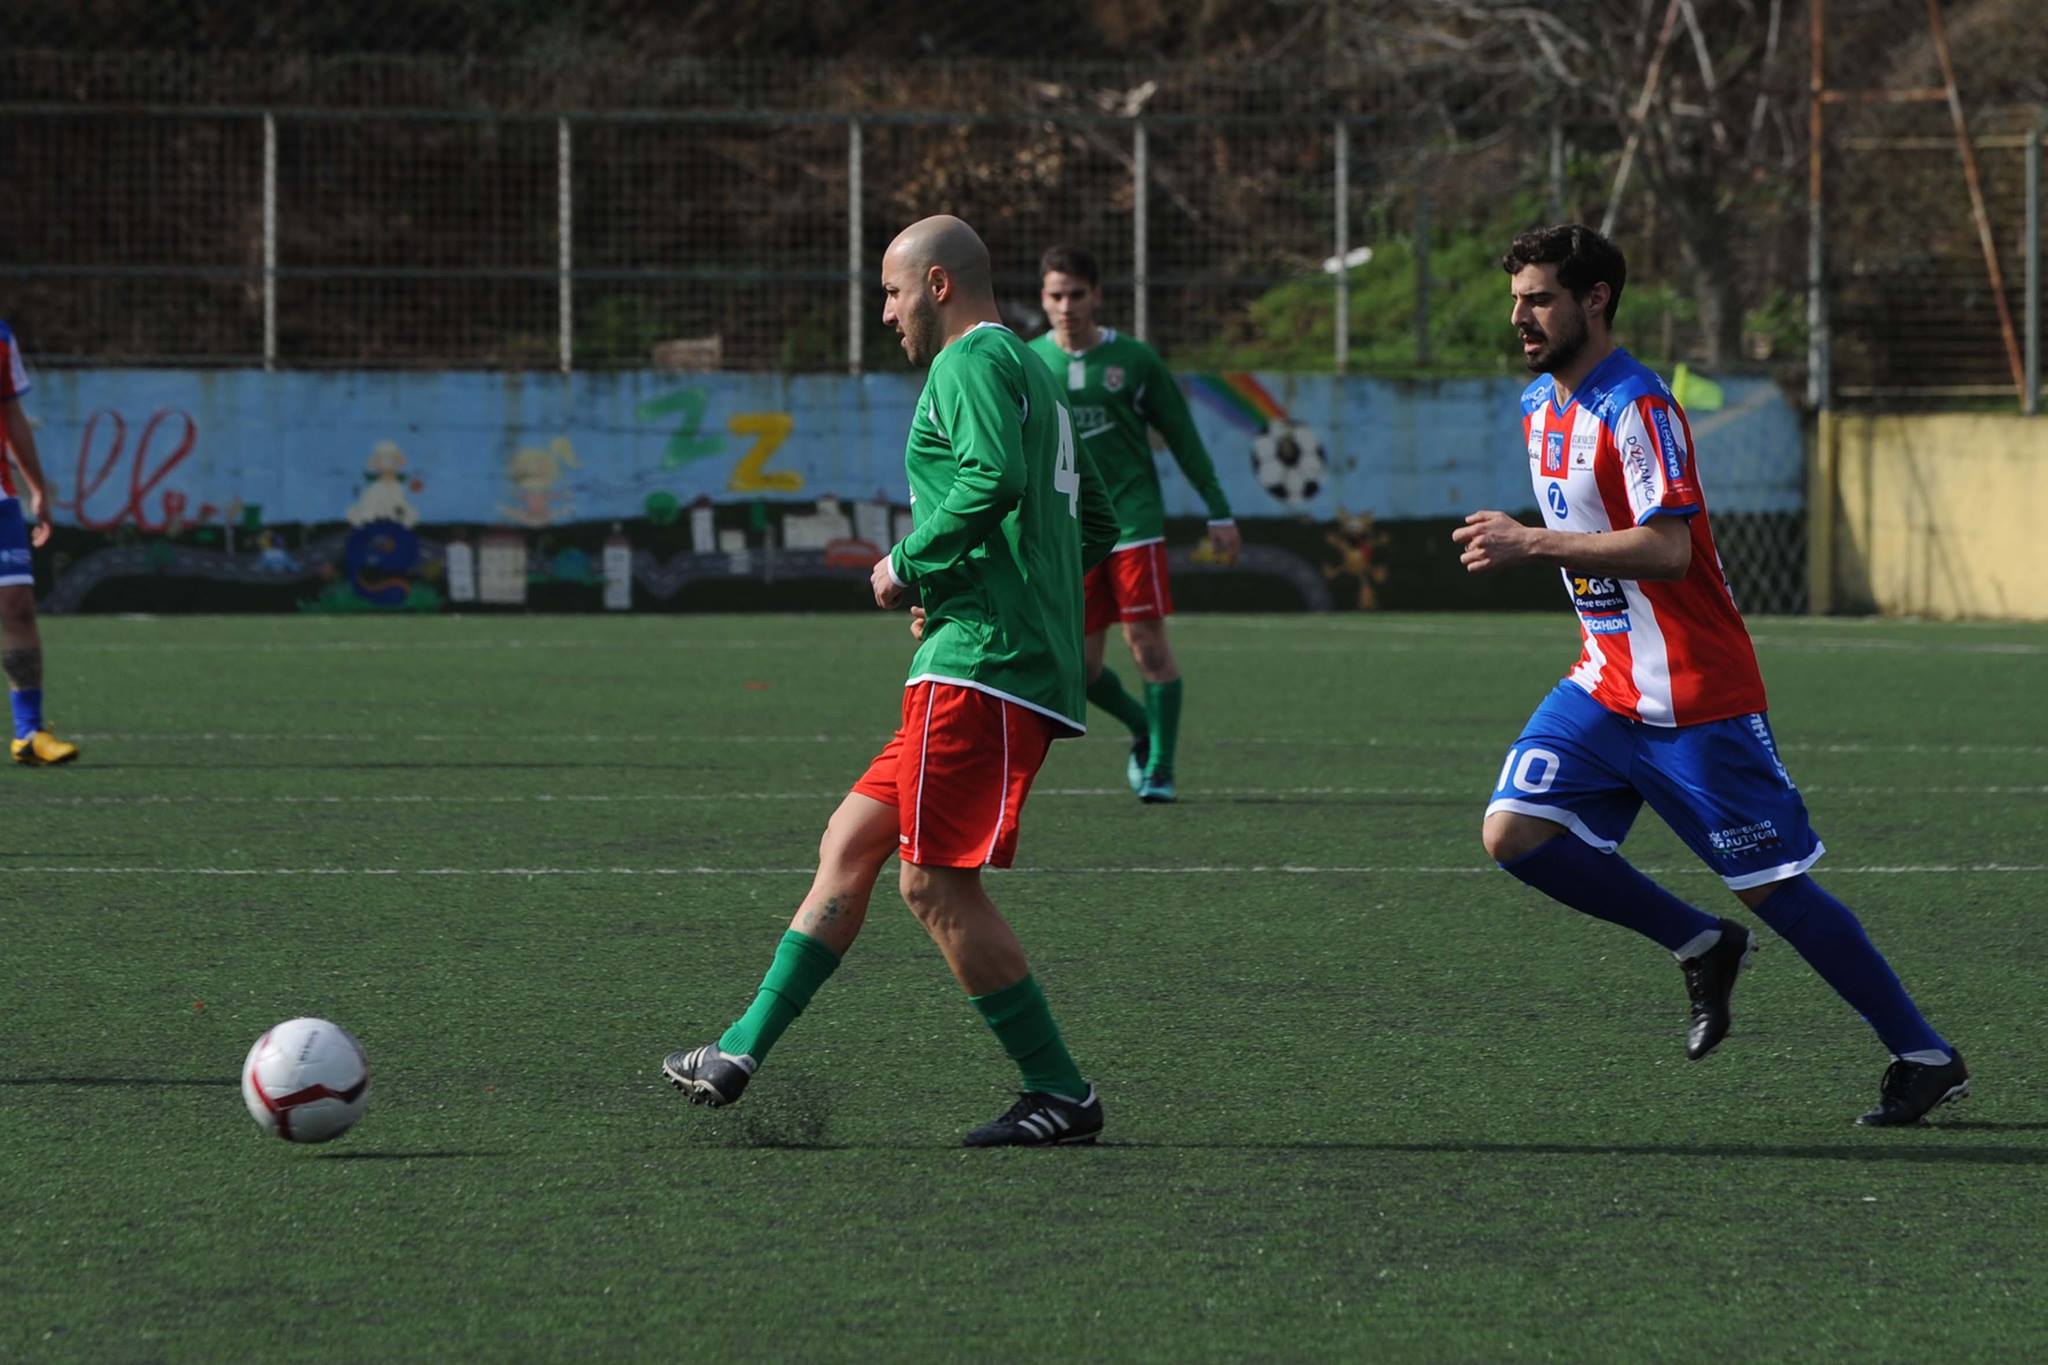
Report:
663,215,1120,1147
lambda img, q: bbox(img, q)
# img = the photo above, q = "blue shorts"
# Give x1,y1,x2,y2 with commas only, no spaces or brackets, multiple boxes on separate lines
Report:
0,498,32,587
1486,682,1824,890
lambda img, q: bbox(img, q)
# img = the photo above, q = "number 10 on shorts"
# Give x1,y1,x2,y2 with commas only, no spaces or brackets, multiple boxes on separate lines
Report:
1495,746,1561,796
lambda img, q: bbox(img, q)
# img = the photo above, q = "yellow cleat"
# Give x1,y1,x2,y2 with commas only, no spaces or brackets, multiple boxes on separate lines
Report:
11,730,81,766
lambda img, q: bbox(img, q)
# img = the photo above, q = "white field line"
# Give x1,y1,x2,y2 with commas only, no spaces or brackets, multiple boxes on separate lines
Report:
6,863,2044,878
54,624,2048,658
56,731,2048,758
17,783,2048,810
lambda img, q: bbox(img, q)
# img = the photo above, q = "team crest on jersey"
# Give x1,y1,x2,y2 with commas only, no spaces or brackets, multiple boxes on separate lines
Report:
1103,365,1126,392
1541,431,1567,477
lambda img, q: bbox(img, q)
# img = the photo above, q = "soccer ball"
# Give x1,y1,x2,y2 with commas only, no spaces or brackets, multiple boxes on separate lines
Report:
241,1017,370,1144
1250,420,1327,505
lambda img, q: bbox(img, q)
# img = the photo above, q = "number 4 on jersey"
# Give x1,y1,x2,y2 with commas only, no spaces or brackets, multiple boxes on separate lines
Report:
1053,406,1080,518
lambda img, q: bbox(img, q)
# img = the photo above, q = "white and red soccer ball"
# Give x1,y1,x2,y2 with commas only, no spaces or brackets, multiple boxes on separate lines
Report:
241,1017,370,1143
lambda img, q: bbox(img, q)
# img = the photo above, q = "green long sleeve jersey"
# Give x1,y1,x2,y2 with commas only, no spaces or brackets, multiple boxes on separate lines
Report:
1026,328,1233,546
888,323,1118,734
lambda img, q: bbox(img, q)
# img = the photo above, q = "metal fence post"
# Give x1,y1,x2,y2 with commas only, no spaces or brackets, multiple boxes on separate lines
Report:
557,116,573,374
1414,170,1431,368
2027,117,2041,416
1548,120,1565,223
848,118,864,375
1334,120,1350,373
262,112,277,370
1133,120,1149,343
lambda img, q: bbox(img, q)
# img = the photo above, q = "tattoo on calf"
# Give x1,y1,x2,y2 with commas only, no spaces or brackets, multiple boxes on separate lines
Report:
1,648,41,691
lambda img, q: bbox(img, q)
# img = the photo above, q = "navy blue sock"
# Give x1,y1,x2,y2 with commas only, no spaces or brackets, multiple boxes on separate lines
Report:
1501,835,1722,955
1750,876,1948,1059
10,688,41,740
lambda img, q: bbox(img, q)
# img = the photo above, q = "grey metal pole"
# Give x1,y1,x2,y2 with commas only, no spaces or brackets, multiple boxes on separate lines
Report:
848,119,864,375
1548,119,1565,223
558,116,573,375
1133,121,1149,343
1334,120,1350,373
1414,173,1431,367
2027,119,2041,416
262,112,277,371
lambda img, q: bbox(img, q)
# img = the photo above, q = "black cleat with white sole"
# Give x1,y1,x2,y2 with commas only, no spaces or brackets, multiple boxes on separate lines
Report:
1857,1051,1969,1127
1680,918,1756,1061
662,1042,757,1107
963,1085,1103,1147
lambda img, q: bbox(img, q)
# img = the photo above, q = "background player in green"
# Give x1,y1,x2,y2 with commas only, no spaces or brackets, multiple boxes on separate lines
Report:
1030,245,1238,804
664,215,1120,1147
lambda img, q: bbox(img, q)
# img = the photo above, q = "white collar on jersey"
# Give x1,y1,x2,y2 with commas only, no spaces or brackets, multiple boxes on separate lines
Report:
1046,327,1119,359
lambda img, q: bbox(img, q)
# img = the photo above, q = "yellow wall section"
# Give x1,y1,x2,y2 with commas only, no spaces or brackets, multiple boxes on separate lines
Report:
1826,413,2048,620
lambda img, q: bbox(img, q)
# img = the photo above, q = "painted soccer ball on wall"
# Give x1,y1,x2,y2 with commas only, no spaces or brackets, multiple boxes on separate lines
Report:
241,1017,371,1144
1250,421,1327,505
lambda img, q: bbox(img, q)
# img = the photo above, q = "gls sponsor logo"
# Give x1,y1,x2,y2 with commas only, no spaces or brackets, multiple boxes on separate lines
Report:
1650,406,1685,483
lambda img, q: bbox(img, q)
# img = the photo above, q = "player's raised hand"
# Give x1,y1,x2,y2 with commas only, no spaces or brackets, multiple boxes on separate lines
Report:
1452,510,1539,574
870,555,905,609
909,606,926,642
1208,520,1242,564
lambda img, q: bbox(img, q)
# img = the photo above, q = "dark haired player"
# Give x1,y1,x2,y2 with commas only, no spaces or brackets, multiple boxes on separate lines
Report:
1028,245,1237,804
1452,224,1965,1126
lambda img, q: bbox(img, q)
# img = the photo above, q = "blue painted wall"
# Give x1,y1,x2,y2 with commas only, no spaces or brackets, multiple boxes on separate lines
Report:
26,368,1804,532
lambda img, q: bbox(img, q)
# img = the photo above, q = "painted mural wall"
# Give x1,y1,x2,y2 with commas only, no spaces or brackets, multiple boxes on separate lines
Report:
19,368,1805,613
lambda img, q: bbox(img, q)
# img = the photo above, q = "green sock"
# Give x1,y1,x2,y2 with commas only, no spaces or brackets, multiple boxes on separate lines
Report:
969,974,1088,1102
718,929,841,1062
1086,667,1149,740
1144,678,1184,779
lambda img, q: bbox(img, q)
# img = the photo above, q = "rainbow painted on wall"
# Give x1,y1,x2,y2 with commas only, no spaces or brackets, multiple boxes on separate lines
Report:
1183,373,1291,433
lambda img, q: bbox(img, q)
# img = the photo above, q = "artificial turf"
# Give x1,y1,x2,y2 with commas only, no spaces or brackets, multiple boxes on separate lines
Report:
2,611,2043,1361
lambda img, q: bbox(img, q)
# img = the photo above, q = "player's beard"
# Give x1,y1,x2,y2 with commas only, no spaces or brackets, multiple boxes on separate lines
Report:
898,296,943,368
1522,305,1588,375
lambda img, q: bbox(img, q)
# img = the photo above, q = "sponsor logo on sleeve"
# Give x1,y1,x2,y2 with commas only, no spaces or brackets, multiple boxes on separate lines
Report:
1623,434,1657,506
1650,406,1685,483
1541,430,1567,477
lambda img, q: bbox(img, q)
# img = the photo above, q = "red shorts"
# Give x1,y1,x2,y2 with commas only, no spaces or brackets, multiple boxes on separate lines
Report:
851,681,1058,869
1083,541,1173,635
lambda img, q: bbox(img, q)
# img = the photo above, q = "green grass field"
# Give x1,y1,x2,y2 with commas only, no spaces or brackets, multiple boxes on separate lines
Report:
3,611,2044,1362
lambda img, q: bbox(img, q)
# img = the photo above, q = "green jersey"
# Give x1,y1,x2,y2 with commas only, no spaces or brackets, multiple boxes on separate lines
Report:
1026,328,1232,546
888,323,1118,734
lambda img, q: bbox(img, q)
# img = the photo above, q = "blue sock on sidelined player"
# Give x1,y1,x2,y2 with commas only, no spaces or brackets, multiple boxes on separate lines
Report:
1750,876,1949,1060
1501,834,1723,956
11,688,41,740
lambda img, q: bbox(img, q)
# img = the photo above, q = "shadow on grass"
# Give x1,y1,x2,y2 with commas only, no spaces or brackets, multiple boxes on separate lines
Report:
0,1075,235,1087
317,1151,511,1161
1102,1138,2046,1165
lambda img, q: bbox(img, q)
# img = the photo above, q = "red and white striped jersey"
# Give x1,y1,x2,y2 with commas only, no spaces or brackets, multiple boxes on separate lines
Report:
1520,348,1766,726
0,321,28,500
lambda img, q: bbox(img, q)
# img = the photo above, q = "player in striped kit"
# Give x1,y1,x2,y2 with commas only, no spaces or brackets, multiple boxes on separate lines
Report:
0,321,80,767
1453,225,1965,1126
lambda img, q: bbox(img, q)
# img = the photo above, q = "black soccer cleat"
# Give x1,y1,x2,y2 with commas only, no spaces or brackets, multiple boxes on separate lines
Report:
661,1042,756,1108
1857,1051,1969,1127
1680,918,1756,1061
963,1085,1104,1148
